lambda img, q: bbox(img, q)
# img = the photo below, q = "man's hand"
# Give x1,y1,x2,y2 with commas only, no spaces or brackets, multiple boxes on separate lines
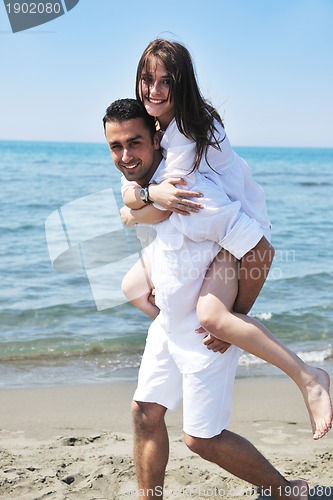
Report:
120,206,136,227
148,178,204,215
196,326,231,354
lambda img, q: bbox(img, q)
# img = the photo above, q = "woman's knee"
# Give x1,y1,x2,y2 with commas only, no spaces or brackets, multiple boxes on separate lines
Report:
121,272,132,300
196,296,231,335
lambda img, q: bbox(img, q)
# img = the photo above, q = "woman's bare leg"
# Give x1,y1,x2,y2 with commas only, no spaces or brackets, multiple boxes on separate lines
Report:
197,250,332,439
122,256,159,320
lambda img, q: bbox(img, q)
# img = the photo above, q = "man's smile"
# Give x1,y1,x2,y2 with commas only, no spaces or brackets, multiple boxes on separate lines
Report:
120,161,140,170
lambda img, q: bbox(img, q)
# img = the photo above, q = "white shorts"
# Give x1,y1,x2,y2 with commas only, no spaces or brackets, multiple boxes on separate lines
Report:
133,322,242,439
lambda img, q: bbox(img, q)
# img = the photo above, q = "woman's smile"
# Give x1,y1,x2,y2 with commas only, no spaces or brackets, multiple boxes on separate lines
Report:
140,61,175,129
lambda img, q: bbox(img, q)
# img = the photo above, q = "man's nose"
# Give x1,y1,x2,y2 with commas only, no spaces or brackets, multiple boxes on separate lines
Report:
122,149,133,163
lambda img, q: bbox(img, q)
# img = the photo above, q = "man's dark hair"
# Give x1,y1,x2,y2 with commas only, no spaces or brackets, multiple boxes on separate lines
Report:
103,98,157,142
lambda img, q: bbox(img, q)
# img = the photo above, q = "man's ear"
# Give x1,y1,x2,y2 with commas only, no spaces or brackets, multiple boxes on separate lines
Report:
153,131,161,150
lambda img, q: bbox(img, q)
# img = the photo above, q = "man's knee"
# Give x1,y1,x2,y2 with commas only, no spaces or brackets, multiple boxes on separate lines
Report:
132,401,166,434
184,433,219,459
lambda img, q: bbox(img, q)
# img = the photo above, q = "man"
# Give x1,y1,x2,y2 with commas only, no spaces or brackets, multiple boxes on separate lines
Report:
103,98,308,500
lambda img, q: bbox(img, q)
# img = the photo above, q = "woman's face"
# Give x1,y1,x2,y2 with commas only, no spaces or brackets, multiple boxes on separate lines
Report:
139,59,175,130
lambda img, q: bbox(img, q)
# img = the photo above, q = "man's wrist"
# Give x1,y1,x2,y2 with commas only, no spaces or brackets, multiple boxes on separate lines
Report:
146,181,158,203
140,181,158,204
139,185,153,204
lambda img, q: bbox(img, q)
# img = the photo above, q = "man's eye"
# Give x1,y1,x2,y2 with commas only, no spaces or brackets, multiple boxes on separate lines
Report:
111,145,121,151
162,79,170,85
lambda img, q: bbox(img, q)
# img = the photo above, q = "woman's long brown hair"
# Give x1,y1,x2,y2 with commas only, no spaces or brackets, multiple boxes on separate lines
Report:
136,39,225,171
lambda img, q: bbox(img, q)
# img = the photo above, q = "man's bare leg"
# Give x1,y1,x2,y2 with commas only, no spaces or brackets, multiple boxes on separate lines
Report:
132,401,168,499
185,430,308,500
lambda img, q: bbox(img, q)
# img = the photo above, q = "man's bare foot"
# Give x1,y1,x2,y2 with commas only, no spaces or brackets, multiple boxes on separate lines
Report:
302,367,332,439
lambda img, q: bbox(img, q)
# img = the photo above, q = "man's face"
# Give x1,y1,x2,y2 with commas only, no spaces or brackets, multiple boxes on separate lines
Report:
105,117,160,186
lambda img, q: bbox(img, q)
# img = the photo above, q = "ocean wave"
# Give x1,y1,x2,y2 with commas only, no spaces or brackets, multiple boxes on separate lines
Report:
297,346,333,363
299,181,333,187
275,271,333,286
240,345,333,367
0,337,144,364
253,312,273,321
1,223,39,233
0,300,105,321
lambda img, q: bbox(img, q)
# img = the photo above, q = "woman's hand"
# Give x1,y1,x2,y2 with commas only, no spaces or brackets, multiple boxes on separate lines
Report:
120,206,136,227
148,178,204,215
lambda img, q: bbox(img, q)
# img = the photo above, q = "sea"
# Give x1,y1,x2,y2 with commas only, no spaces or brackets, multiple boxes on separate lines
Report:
1,140,332,388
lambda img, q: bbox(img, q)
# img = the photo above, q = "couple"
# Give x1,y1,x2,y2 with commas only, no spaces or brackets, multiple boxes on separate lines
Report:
103,97,314,500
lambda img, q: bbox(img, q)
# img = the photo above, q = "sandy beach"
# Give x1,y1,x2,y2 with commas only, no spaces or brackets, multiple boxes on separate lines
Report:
0,377,332,499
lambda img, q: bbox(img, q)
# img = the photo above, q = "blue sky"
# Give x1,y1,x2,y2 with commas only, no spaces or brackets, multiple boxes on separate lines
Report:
1,0,332,147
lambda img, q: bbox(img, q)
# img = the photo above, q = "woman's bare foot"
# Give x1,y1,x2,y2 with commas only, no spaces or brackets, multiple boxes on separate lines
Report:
301,367,332,439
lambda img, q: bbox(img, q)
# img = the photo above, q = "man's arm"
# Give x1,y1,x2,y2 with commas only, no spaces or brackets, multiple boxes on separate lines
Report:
123,186,146,209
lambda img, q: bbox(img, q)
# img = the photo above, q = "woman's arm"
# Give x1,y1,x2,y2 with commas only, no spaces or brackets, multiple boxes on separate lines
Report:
148,178,204,215
120,205,171,227
121,120,204,213
123,179,204,214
